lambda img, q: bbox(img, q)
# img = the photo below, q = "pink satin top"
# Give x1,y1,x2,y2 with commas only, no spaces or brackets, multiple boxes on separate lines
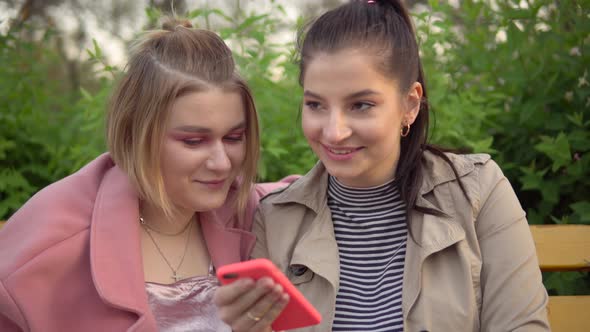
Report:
145,272,231,332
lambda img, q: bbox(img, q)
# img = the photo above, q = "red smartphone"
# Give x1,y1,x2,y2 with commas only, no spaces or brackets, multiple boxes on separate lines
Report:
217,258,322,331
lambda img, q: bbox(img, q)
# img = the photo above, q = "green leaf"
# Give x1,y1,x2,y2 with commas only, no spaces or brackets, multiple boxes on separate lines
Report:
566,112,584,127
570,201,590,223
540,182,560,205
550,215,569,225
80,88,92,101
251,31,265,45
236,14,268,34
534,133,571,171
519,166,547,191
92,39,102,59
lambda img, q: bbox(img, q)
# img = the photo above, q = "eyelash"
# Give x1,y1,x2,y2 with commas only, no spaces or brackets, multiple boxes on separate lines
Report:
351,102,375,112
182,134,244,146
304,101,321,111
304,101,375,112
224,134,244,142
183,139,203,146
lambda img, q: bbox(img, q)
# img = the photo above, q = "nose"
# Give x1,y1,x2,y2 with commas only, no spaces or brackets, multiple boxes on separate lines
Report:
206,142,231,172
323,110,351,143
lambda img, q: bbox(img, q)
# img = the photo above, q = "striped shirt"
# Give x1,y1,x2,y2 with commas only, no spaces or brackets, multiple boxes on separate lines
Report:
328,175,407,332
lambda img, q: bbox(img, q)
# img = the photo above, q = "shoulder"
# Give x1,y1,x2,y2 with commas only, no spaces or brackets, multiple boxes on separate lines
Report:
429,151,492,172
444,152,506,189
259,163,328,211
424,151,518,217
421,150,496,191
254,175,301,202
422,150,510,199
220,175,301,231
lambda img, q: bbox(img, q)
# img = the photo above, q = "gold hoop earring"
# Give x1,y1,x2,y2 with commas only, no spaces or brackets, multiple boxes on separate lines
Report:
400,124,411,137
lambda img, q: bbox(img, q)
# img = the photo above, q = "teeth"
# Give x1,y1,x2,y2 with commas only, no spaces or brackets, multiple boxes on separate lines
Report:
329,148,354,155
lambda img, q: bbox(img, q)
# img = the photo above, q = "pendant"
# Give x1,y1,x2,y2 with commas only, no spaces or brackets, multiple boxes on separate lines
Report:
172,271,183,282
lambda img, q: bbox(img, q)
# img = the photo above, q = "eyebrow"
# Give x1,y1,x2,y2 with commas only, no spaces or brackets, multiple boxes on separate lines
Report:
303,89,381,101
172,122,246,133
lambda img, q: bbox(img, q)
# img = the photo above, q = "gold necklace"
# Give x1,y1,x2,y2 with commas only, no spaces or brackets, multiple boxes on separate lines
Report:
141,217,193,282
139,216,192,236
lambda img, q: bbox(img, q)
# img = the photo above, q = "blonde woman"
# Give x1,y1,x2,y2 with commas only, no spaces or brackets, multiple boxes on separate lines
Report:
0,18,292,332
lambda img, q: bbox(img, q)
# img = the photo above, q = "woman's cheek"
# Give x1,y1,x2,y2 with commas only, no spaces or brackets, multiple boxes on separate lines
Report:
228,143,247,166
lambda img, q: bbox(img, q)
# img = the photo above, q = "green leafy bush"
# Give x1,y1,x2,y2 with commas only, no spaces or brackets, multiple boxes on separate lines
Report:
0,25,108,218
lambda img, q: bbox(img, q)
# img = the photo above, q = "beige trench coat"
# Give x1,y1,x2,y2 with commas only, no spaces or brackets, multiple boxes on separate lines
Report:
252,152,549,332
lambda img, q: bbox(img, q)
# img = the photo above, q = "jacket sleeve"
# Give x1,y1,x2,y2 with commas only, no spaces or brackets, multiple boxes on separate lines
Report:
475,160,550,331
0,281,25,331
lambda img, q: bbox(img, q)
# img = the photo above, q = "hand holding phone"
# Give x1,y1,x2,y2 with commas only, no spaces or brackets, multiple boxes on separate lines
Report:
217,258,322,331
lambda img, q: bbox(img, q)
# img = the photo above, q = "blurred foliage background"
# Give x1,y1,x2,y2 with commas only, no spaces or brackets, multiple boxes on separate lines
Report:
0,0,588,295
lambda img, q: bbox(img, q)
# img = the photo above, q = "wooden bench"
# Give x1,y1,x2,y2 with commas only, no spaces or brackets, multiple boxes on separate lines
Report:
530,224,590,331
0,220,588,329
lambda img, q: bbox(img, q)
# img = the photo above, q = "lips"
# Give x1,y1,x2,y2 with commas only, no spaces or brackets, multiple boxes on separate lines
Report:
321,144,363,161
194,178,227,190
198,179,226,185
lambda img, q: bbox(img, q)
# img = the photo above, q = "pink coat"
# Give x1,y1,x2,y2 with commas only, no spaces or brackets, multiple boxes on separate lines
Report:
0,153,296,331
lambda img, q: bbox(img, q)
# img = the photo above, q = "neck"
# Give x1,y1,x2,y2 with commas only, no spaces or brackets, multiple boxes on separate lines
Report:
139,202,196,234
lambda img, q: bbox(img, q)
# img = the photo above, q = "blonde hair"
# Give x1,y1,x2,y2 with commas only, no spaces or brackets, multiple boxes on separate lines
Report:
106,18,259,221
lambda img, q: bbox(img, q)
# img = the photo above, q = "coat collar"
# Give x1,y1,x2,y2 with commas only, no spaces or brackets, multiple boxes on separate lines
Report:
89,155,256,330
200,187,256,269
270,161,329,213
272,151,490,218
89,161,154,330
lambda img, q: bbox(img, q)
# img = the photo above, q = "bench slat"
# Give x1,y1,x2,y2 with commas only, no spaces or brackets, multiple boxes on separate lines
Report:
530,225,590,271
547,295,590,331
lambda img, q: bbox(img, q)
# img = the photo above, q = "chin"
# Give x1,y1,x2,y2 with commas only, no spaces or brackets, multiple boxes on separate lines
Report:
197,194,228,211
322,162,357,177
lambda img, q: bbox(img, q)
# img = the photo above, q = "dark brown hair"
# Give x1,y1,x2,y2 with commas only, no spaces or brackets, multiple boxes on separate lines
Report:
297,0,468,218
107,18,260,220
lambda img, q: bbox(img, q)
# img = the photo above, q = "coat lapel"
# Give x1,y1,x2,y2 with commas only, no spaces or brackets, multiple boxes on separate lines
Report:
402,151,485,322
89,165,157,331
402,208,466,323
200,212,256,269
289,203,341,291
200,187,256,269
273,163,341,291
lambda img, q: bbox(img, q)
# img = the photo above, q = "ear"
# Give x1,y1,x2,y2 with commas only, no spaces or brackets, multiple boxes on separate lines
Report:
403,82,423,125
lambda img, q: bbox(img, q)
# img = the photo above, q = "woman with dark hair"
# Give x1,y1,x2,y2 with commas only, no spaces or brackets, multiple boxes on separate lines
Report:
214,1,550,331
0,18,294,331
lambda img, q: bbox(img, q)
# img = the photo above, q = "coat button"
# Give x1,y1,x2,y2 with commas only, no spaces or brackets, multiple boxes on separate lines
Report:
289,264,308,276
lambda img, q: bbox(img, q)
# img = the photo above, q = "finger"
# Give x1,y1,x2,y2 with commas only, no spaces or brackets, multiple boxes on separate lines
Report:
251,291,290,331
213,278,255,306
219,277,277,327
233,284,289,332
